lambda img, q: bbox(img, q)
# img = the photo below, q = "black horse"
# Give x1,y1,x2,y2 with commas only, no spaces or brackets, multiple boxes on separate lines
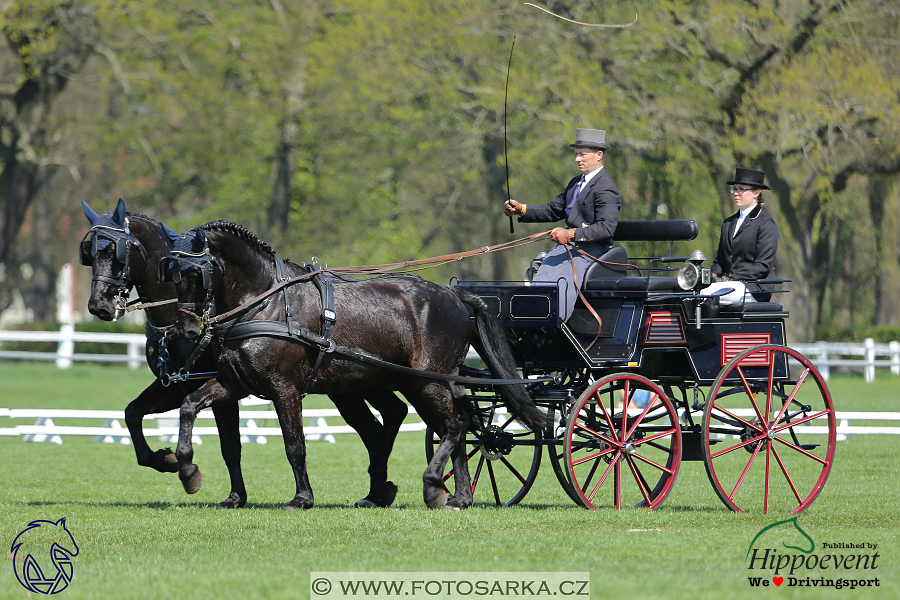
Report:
165,222,546,510
82,202,405,509
80,199,249,508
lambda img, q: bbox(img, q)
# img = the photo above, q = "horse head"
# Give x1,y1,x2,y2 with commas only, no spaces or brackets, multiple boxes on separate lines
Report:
79,199,179,323
165,221,279,343
162,227,214,343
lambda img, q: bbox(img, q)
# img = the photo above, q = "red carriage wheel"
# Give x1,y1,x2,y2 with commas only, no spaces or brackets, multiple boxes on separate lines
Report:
702,344,836,514
563,374,681,510
545,403,587,505
424,397,542,507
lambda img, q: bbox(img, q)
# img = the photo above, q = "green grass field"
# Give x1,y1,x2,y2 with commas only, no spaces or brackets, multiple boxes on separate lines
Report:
1,363,898,599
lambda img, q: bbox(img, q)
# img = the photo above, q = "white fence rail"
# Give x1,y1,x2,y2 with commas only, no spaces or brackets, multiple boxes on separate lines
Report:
0,325,145,369
1,407,897,445
0,405,426,445
2,327,899,382
790,339,900,383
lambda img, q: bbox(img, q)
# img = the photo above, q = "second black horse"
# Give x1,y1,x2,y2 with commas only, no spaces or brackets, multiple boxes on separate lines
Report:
164,221,546,510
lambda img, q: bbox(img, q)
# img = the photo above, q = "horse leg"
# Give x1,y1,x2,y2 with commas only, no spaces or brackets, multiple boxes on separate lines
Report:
211,400,247,509
331,389,407,508
124,379,185,473
175,378,231,494
271,386,314,510
408,382,472,511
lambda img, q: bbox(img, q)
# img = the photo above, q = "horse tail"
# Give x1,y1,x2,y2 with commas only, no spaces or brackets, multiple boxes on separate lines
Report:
453,288,549,431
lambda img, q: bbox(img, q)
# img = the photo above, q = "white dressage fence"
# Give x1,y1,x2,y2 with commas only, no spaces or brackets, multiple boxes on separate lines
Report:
0,402,426,445
0,325,145,369
790,340,900,383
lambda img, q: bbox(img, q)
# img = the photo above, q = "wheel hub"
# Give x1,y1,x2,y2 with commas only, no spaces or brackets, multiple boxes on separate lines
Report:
478,425,513,460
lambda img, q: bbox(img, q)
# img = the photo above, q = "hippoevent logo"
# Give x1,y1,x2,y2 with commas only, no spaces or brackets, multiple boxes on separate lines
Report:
746,517,880,590
10,518,79,594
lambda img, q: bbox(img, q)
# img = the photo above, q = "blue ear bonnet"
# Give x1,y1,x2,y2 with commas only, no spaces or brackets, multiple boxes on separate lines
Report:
158,229,211,289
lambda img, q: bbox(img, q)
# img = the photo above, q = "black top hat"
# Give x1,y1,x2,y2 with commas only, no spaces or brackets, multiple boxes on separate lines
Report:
569,128,609,151
726,167,771,190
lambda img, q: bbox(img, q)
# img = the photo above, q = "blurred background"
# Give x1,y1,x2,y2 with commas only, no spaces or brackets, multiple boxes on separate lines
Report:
1,0,898,343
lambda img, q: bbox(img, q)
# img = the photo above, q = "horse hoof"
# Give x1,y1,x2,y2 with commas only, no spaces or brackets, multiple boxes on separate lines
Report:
216,493,246,509
443,505,462,512
153,448,179,473
281,500,313,511
179,466,204,494
425,489,450,509
356,481,398,508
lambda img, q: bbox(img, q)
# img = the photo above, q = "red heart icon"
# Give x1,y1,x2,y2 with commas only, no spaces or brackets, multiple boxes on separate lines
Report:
773,577,783,586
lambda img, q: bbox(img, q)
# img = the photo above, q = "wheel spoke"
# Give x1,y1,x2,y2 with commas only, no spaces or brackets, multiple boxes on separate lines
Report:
709,403,765,435
486,460,501,506
499,455,529,485
771,433,829,465
710,431,768,459
470,454,486,493
728,440,763,501
631,449,676,475
571,445,617,467
573,420,619,447
626,455,653,507
736,366,767,425
770,443,803,504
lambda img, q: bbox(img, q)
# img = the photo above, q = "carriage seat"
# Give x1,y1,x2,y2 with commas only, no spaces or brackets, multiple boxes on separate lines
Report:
581,246,682,292
721,301,783,312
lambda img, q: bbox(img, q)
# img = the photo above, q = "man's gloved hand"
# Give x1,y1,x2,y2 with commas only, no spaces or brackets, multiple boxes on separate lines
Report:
550,228,575,245
504,199,526,217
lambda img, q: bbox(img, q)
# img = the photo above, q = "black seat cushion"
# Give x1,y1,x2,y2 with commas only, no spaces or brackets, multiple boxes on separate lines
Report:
585,276,682,292
581,247,628,289
721,301,784,312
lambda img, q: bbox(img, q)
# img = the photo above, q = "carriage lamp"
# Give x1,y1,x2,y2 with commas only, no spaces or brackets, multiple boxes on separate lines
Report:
677,250,711,291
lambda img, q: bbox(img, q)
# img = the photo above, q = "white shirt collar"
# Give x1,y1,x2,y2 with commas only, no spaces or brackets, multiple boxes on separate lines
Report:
582,165,603,185
739,204,757,219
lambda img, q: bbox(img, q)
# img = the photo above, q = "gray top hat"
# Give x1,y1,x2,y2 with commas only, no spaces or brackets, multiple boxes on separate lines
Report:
569,128,609,151
726,167,771,190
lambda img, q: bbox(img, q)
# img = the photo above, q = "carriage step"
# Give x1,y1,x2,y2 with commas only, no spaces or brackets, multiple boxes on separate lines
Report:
800,444,820,450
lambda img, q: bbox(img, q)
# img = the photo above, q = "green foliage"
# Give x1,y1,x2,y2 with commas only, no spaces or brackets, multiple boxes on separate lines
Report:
2,0,899,335
814,325,900,344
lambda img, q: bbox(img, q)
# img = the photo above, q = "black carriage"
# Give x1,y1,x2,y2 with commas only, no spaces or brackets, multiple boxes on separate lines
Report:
432,219,836,514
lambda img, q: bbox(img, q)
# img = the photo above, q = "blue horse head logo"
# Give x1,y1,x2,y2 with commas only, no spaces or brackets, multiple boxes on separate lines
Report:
10,518,79,594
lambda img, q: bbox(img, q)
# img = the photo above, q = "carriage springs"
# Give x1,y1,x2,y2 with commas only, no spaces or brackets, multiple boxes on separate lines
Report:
747,542,880,588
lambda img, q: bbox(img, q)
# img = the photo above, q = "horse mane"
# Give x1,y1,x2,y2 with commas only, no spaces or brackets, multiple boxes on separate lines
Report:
200,220,277,256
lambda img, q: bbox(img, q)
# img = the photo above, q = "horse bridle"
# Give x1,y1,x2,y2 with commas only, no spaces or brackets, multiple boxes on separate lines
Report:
79,219,147,313
158,233,214,337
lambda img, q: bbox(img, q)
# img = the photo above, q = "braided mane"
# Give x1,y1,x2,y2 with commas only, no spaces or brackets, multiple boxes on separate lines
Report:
201,220,277,256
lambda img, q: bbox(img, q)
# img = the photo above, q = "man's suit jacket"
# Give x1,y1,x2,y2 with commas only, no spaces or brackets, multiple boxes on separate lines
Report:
518,168,621,246
711,203,779,297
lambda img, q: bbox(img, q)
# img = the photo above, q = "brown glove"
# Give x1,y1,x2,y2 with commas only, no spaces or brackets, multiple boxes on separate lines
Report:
504,199,527,217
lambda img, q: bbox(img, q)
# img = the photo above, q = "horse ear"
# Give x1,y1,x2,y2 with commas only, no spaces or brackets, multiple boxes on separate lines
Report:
160,222,180,245
193,227,206,252
113,198,126,226
81,200,100,225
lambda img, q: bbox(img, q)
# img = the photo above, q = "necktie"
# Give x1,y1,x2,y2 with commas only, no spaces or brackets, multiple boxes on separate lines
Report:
566,175,586,217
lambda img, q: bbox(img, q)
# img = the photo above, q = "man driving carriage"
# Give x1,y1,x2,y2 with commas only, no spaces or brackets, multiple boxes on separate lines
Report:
503,128,621,321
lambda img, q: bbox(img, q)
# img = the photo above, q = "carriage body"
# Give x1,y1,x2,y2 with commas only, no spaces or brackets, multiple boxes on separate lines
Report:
444,219,835,514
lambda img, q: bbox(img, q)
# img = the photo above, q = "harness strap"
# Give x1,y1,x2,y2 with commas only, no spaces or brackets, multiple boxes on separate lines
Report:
213,318,547,386
300,270,338,394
